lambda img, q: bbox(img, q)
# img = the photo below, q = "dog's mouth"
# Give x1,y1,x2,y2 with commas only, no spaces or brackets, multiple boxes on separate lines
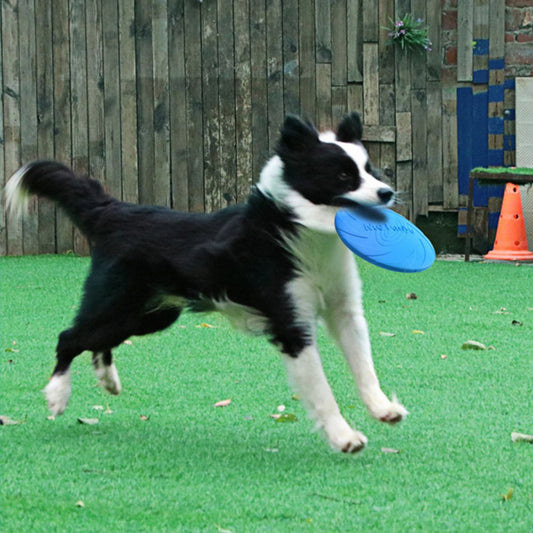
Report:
332,197,388,222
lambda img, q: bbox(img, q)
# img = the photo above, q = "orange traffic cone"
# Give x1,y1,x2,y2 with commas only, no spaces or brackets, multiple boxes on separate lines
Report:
484,182,533,261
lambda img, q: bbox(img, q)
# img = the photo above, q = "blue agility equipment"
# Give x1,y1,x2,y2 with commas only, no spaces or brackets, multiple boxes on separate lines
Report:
335,208,435,273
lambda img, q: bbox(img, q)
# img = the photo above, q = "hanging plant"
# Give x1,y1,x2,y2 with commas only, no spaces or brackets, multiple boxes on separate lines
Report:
385,14,432,53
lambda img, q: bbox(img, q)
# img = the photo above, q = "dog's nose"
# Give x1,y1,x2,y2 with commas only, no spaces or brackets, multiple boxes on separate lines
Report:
377,188,394,204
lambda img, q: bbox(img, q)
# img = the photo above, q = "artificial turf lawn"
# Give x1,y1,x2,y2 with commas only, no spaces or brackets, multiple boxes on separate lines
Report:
1,255,532,532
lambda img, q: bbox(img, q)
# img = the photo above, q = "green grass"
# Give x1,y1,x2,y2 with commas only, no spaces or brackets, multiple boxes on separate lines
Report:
1,255,532,532
471,166,533,175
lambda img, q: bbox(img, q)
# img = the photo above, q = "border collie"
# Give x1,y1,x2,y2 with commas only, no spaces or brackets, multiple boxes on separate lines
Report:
5,113,407,453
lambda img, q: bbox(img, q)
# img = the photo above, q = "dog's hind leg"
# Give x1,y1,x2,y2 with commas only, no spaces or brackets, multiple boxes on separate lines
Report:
92,350,121,395
44,328,84,415
90,308,181,395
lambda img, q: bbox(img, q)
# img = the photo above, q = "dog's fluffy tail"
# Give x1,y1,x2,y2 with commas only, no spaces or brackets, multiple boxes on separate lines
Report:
5,160,113,237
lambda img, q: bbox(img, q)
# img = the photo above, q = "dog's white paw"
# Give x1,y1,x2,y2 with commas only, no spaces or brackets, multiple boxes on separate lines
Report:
95,363,122,395
368,396,408,425
43,372,71,416
324,420,368,453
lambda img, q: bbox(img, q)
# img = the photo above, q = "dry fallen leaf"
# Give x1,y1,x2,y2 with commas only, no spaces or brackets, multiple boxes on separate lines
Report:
274,413,298,423
213,399,232,408
75,500,85,508
379,331,396,337
461,340,487,351
501,488,514,502
381,447,401,454
511,432,533,443
0,415,23,426
196,322,216,328
140,415,149,421
412,330,425,335
77,418,99,426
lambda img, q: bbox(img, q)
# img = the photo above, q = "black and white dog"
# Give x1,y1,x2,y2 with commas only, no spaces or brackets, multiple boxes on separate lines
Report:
5,113,407,452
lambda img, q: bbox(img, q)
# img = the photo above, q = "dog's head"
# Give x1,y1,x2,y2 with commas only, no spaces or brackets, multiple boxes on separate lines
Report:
259,113,394,232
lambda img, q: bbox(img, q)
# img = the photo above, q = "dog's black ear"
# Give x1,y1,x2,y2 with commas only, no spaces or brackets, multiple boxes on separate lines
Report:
277,115,320,154
336,112,363,143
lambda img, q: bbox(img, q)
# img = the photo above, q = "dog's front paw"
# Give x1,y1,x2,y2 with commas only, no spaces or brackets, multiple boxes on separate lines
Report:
368,396,408,425
325,422,368,453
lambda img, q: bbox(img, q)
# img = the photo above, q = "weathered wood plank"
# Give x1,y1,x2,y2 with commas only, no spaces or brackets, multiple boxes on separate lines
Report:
103,1,123,200
0,12,5,255
19,0,38,254
331,86,347,126
457,0,474,81
473,0,489,83
363,43,379,125
135,0,155,205
217,0,237,206
362,0,378,42
201,0,220,212
411,88,428,217
362,125,396,143
378,0,395,84
410,0,427,89
396,161,413,220
427,82,443,203
347,84,363,114
315,62,332,130
442,88,458,209
347,0,362,82
250,0,269,180
282,0,299,114
152,0,171,207
184,0,204,212
489,0,505,61
52,0,74,252
2,0,22,255
426,0,440,81
299,0,316,119
86,0,105,186
234,0,253,202
35,0,56,253
119,0,139,204
266,0,284,149
315,1,331,63
331,0,347,87
70,0,90,254
395,111,412,162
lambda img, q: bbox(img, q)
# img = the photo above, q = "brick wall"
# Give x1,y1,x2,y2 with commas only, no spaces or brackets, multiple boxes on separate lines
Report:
442,0,533,81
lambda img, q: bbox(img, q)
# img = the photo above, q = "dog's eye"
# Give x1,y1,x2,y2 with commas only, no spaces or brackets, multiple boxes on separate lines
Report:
339,172,351,182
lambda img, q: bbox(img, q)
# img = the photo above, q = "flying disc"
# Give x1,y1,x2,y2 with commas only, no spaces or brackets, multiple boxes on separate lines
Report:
335,208,435,273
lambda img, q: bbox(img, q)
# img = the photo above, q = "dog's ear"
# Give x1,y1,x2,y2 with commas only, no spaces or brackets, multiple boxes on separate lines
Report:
277,115,319,154
336,112,363,143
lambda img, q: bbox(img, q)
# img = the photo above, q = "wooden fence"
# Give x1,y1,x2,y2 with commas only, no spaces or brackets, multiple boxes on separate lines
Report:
0,0,511,255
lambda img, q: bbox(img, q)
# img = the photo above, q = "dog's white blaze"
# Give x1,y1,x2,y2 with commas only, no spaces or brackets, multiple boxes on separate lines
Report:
5,165,31,219
43,371,71,416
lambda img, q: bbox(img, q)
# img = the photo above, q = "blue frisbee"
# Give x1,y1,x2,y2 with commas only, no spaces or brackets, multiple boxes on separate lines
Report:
335,208,435,273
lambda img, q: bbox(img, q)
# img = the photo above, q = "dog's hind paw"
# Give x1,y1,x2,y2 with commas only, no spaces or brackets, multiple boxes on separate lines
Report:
95,363,122,395
43,372,71,416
